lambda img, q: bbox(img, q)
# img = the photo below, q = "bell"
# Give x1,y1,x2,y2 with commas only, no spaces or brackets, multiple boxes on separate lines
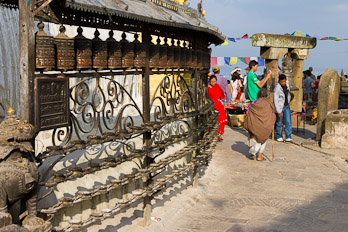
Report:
159,37,168,68
107,30,122,69
149,37,160,68
35,22,55,71
134,33,146,68
92,29,108,70
54,25,75,71
74,26,92,70
173,39,181,68
120,32,134,68
282,53,299,91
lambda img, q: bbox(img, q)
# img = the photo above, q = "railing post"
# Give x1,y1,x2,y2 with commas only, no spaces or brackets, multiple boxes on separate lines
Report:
192,69,199,188
142,26,152,227
19,0,35,123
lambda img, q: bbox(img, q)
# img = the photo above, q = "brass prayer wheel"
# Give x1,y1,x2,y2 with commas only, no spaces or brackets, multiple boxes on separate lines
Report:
54,25,75,71
75,26,92,70
196,50,203,69
107,30,122,69
120,32,134,68
180,46,186,68
191,50,197,68
35,22,55,71
186,48,192,69
173,40,181,68
92,29,108,70
134,34,146,68
167,45,174,68
149,37,160,68
159,37,168,68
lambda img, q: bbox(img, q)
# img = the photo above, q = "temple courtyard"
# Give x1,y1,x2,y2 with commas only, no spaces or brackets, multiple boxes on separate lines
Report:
112,124,348,232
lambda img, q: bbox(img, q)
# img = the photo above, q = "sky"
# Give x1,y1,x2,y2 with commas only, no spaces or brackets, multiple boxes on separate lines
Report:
187,0,348,77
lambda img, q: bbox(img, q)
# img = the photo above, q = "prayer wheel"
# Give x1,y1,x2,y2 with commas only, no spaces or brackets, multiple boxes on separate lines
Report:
107,30,122,69
75,26,92,70
173,40,181,68
120,32,134,68
54,25,75,71
191,50,197,68
167,44,174,68
186,44,192,69
92,29,108,70
180,46,186,68
158,37,168,68
149,37,160,68
134,34,146,68
196,50,202,69
35,22,55,71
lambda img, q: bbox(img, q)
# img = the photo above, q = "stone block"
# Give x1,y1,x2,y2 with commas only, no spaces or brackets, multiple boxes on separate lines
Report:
317,69,341,141
321,109,348,149
260,47,288,59
252,33,317,49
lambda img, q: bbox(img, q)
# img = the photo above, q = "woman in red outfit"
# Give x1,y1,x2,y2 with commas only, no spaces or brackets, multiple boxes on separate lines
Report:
208,75,228,140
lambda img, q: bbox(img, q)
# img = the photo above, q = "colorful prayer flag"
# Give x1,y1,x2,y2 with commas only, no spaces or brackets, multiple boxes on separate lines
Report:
228,38,236,42
217,57,225,66
257,57,265,67
238,57,246,64
221,38,228,45
328,36,337,40
229,57,238,65
305,34,311,37
241,34,249,39
244,57,251,65
320,37,329,40
334,38,343,41
210,57,217,66
224,57,231,65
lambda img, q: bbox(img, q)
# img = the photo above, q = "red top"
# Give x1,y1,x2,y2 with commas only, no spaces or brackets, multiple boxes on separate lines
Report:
208,84,225,102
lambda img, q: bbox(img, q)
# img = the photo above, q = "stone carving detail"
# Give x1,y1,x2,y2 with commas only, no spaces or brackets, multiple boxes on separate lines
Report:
0,108,51,231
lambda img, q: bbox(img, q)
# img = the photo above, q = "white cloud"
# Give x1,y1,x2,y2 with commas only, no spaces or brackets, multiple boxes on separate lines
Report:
334,3,348,11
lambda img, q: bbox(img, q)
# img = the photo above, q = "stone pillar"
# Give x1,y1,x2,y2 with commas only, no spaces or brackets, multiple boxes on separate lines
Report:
290,59,304,112
317,69,341,141
265,59,279,101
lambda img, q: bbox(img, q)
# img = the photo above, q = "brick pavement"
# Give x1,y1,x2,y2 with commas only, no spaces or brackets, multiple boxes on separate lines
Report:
120,126,348,232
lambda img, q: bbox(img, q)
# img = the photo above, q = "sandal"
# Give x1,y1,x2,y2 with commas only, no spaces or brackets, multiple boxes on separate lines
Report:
256,157,266,161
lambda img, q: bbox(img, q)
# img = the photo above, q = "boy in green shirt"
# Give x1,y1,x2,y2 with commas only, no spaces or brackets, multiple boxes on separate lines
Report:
247,60,272,101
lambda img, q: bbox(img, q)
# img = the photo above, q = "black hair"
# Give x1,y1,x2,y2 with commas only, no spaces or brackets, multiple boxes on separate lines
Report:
279,74,287,81
249,60,258,69
232,72,240,81
227,80,231,84
257,88,268,98
303,70,311,77
209,75,217,82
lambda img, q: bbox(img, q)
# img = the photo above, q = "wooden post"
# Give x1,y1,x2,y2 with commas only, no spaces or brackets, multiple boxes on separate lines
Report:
142,26,152,227
19,0,35,122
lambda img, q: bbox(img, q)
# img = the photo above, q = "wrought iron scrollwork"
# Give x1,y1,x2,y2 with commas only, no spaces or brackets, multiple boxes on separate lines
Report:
196,71,211,111
47,72,143,152
150,71,195,122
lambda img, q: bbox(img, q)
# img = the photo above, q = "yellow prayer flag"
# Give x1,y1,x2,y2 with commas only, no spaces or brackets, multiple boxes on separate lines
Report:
221,38,228,45
334,38,343,41
295,31,304,37
229,57,238,65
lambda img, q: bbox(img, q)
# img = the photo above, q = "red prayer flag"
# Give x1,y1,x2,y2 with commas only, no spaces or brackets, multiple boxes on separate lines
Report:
210,57,217,66
241,34,249,39
244,57,251,65
320,37,329,40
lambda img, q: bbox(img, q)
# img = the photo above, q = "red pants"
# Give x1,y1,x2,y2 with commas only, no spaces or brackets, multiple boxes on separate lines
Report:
214,100,228,135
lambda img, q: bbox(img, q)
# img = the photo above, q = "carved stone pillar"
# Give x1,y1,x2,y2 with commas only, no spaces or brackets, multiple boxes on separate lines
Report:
291,59,304,112
265,59,279,101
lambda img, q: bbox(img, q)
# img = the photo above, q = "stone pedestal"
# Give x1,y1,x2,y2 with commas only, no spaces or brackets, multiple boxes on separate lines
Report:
265,59,279,101
290,59,304,112
321,110,348,149
317,69,341,141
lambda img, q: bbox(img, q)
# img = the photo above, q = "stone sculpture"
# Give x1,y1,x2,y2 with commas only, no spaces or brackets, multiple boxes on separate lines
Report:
0,107,51,231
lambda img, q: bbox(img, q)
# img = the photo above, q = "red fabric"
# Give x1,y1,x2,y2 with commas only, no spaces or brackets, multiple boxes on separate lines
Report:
210,57,217,66
244,57,251,65
208,84,228,135
241,34,249,39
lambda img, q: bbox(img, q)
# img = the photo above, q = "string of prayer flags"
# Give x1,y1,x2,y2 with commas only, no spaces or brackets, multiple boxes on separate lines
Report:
211,57,265,67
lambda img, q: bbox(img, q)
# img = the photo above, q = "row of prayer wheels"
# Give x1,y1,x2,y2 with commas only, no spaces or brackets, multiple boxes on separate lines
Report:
35,23,211,71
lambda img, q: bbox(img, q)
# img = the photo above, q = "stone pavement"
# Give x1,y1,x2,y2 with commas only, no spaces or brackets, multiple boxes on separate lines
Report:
121,125,348,232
